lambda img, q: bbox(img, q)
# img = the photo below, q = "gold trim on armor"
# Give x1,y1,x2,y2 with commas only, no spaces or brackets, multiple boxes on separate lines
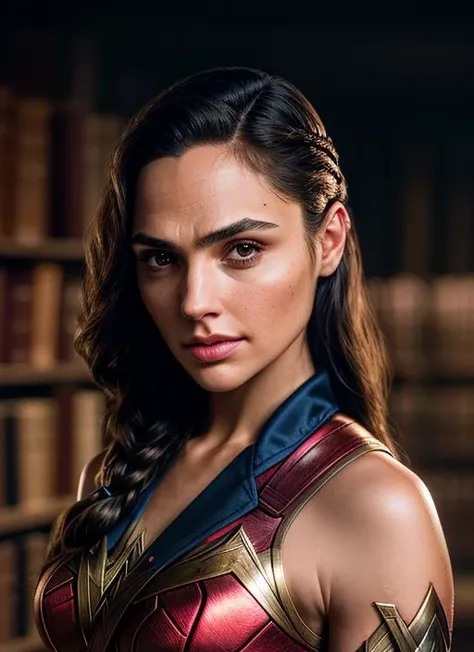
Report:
356,583,451,651
271,439,391,647
76,519,146,640
133,525,313,648
67,426,450,652
34,553,77,652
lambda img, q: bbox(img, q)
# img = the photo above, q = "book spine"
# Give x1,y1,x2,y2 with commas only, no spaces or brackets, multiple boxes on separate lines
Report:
0,540,17,642
56,392,74,496
24,532,49,635
0,87,16,238
58,272,82,363
30,262,63,368
72,390,105,487
11,98,51,244
0,402,7,507
3,268,33,365
16,398,58,506
4,402,19,506
0,266,6,365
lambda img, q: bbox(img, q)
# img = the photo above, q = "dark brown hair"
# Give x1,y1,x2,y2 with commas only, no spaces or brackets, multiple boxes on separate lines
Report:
45,66,398,564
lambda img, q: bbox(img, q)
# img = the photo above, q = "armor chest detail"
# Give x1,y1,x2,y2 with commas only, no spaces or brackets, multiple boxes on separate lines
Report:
36,415,389,652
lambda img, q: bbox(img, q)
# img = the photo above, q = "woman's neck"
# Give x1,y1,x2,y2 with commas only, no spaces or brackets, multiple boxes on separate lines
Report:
195,339,316,454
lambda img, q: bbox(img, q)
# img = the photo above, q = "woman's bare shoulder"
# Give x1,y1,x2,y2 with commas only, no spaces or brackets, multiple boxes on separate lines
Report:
313,449,448,556
77,450,108,500
318,449,440,524
305,449,454,649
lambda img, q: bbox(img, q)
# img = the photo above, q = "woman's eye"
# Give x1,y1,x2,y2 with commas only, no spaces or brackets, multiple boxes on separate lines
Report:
139,251,175,269
138,240,263,273
226,241,262,266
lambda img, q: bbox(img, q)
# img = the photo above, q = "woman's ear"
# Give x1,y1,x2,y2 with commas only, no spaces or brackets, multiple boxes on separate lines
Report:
318,202,351,277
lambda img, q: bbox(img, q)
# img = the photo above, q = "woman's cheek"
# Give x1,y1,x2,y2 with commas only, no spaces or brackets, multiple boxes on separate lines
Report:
138,278,171,319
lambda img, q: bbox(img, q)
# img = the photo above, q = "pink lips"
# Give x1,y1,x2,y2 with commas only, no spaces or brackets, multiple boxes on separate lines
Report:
185,339,243,363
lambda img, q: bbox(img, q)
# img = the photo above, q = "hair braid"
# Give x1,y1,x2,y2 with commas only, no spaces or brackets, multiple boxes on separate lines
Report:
43,67,399,569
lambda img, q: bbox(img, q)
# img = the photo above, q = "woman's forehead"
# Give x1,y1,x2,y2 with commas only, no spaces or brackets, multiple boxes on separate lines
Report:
133,145,301,233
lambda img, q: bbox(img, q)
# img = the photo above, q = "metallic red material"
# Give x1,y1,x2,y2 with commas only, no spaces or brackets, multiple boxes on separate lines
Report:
35,415,391,651
38,565,85,652
259,418,371,516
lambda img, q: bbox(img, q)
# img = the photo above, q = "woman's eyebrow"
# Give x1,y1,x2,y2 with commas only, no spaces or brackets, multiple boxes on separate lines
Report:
131,217,279,250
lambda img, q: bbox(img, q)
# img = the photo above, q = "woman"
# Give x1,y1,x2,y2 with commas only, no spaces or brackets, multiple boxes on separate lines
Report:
34,67,453,651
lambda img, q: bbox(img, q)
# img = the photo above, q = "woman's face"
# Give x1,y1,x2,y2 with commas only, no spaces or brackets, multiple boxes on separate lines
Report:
132,145,322,393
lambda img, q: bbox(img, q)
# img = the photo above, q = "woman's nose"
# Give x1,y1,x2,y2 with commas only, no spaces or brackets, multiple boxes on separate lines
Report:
180,264,221,321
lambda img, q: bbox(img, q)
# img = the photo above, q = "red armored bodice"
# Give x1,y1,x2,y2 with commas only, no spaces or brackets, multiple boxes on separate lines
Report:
34,373,392,651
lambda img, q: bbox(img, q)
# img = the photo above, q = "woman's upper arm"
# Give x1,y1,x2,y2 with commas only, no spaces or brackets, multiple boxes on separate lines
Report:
76,451,107,500
322,452,454,651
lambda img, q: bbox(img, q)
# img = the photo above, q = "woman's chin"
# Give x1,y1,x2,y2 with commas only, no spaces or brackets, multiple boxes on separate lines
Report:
186,364,250,394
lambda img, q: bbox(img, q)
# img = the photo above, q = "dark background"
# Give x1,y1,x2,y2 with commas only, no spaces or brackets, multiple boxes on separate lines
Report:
1,2,473,648
3,4,474,279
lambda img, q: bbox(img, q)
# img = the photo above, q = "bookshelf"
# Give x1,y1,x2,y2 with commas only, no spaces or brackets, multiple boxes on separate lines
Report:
369,272,474,638
0,239,84,262
0,496,74,537
0,83,107,650
0,634,44,652
1,55,474,646
0,362,91,387
455,575,474,621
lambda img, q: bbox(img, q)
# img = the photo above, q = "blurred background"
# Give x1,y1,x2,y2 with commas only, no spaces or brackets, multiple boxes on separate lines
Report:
0,2,473,650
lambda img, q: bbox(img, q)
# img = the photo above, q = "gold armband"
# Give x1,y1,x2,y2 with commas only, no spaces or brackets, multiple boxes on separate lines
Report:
357,584,451,651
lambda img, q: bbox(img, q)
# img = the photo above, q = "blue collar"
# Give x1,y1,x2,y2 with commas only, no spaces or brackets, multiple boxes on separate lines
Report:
106,367,339,573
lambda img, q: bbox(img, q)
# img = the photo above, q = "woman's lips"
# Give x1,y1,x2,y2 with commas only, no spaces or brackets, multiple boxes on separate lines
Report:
185,339,244,363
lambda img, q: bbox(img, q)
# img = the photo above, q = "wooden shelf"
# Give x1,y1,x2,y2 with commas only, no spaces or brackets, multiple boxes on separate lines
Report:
455,573,474,622
393,373,474,387
414,459,474,472
0,239,84,262
0,634,45,652
0,362,92,386
0,495,74,535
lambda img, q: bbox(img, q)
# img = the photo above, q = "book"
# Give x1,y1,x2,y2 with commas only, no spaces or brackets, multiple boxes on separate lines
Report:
421,470,474,568
0,540,17,642
30,262,63,369
0,266,6,365
0,87,16,238
3,401,19,506
428,275,474,377
82,112,123,237
55,391,74,496
71,390,105,489
11,97,51,244
1,390,105,510
0,263,83,368
50,106,123,240
0,402,6,507
390,385,474,465
58,270,83,363
1,268,33,365
381,274,429,379
24,531,49,635
16,398,58,507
